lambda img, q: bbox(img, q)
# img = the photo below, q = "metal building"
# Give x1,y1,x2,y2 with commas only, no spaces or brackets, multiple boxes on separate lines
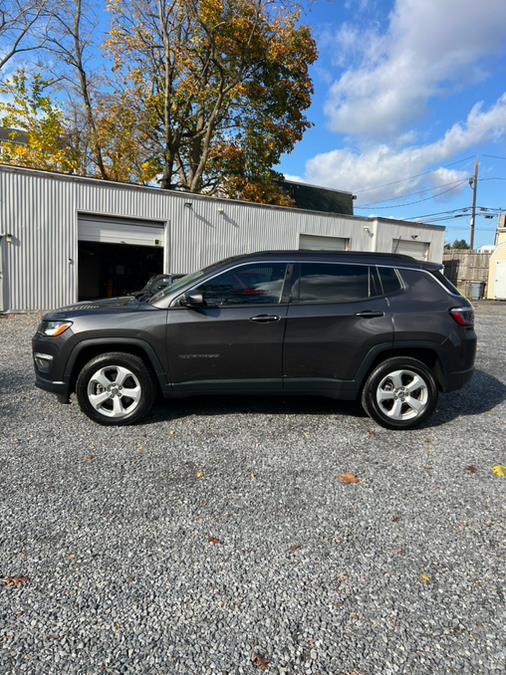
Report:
0,164,445,312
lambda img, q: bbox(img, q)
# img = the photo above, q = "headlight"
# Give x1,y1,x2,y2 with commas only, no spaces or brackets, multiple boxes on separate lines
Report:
42,320,73,337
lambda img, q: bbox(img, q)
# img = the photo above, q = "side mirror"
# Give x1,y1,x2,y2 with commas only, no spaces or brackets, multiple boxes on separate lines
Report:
180,290,205,307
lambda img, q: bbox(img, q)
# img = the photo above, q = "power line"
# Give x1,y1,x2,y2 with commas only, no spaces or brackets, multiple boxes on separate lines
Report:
481,154,506,161
360,175,506,211
355,178,469,207
404,207,470,220
355,180,469,209
354,155,475,195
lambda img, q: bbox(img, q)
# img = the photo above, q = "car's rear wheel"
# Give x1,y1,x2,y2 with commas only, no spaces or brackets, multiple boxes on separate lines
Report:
76,352,156,425
361,357,438,430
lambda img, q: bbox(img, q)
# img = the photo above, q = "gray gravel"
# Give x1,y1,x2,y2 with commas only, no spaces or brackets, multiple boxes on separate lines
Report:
0,303,505,674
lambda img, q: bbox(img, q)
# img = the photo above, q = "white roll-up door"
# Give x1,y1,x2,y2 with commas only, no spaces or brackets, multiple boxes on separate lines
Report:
299,234,349,251
392,239,429,260
78,214,165,247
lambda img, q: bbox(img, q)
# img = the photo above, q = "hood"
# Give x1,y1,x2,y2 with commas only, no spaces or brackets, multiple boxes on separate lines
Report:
43,296,157,320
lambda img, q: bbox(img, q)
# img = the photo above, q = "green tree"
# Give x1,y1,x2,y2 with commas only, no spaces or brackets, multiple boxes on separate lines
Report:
452,239,470,250
0,70,80,173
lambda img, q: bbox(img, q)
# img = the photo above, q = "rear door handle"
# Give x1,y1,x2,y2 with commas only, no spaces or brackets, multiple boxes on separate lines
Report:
249,314,280,323
355,310,385,318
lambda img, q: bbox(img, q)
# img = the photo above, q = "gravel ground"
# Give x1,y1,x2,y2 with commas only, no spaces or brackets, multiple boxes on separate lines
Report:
0,303,505,674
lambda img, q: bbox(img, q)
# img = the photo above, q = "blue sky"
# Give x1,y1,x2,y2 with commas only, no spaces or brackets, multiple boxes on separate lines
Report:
278,0,506,247
4,0,506,246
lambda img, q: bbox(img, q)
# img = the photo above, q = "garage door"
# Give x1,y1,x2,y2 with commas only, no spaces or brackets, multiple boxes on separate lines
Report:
299,234,349,251
392,239,429,260
78,215,165,247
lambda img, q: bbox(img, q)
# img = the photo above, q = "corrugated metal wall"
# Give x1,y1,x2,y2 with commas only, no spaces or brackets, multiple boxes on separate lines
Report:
0,165,445,311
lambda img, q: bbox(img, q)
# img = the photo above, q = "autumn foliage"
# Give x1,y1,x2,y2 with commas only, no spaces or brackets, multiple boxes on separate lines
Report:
0,0,317,206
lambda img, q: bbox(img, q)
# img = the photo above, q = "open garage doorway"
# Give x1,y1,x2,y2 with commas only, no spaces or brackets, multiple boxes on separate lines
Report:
77,214,165,301
78,241,163,300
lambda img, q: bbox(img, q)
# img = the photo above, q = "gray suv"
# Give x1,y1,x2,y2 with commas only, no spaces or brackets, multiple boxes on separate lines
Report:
32,251,476,429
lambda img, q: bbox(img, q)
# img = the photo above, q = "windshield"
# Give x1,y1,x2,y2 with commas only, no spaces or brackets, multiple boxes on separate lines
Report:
148,267,209,303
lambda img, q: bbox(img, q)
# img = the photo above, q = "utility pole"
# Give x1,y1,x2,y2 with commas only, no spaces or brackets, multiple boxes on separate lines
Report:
469,158,479,250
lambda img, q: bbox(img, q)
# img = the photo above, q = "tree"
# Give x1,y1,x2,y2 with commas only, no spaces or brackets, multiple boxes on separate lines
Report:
452,239,470,250
0,69,80,173
45,0,109,178
0,0,49,75
105,0,317,202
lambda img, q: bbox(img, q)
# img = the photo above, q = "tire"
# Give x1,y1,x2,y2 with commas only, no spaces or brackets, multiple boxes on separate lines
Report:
75,352,156,425
361,357,438,430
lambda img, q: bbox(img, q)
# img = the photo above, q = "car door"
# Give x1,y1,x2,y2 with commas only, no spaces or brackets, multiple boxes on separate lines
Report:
283,262,393,393
166,261,290,393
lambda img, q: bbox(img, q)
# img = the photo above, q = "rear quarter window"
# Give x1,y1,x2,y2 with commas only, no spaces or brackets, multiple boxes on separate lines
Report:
430,270,461,295
397,269,448,301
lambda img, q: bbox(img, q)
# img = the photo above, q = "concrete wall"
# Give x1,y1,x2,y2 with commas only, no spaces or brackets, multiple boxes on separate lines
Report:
0,164,445,311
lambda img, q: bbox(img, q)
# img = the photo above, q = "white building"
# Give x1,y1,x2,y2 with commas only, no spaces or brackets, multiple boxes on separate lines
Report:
0,164,445,312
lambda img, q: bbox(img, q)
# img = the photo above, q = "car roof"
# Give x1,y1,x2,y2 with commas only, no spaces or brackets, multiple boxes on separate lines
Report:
213,250,441,270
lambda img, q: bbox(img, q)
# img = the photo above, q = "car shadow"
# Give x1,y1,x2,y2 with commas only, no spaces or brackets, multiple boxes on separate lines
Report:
145,368,506,428
429,368,506,426
146,394,366,424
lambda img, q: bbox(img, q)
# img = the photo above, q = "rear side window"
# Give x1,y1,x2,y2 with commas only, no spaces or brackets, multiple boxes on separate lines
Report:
293,263,370,303
430,270,461,295
398,268,446,300
378,267,402,295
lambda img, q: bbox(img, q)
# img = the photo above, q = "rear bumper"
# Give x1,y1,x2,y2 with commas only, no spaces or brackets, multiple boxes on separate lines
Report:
441,366,475,392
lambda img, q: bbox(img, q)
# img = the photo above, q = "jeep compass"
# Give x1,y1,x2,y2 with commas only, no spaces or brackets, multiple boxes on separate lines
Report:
32,251,476,429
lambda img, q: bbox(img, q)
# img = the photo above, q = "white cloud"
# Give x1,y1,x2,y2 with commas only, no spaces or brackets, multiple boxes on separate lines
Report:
324,0,506,138
303,94,506,204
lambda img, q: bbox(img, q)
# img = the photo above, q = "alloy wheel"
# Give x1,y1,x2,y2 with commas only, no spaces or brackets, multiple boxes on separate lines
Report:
87,365,142,418
375,369,429,421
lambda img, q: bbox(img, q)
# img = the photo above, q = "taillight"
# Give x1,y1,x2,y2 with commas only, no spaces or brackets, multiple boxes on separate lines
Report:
450,307,474,327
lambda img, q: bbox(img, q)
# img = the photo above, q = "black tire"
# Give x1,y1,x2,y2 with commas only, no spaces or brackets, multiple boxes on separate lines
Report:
361,356,438,430
75,352,156,426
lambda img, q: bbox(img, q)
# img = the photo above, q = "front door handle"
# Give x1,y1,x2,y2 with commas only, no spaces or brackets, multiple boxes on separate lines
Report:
355,310,385,318
249,314,280,323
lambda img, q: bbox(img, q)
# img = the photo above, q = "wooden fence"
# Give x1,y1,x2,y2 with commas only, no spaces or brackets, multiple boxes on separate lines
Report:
443,249,491,297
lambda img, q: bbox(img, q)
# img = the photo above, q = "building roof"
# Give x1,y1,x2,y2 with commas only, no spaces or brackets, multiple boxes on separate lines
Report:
280,180,354,216
0,128,29,145
0,163,444,231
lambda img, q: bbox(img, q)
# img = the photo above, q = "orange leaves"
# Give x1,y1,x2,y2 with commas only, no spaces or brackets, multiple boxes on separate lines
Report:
2,576,30,588
103,0,316,198
252,653,270,671
208,536,223,545
338,472,362,485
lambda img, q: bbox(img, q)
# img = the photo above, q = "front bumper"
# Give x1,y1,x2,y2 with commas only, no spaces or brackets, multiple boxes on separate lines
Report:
32,331,73,401
34,372,71,403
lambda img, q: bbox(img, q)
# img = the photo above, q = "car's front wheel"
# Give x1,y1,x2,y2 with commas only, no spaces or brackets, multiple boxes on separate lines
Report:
361,357,438,430
76,352,156,425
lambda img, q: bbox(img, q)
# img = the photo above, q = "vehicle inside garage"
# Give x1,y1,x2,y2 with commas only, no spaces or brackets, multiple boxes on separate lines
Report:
77,214,165,300
77,241,163,300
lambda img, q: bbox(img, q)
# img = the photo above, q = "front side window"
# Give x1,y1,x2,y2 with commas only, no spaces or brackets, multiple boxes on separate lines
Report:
293,263,370,303
194,263,288,306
